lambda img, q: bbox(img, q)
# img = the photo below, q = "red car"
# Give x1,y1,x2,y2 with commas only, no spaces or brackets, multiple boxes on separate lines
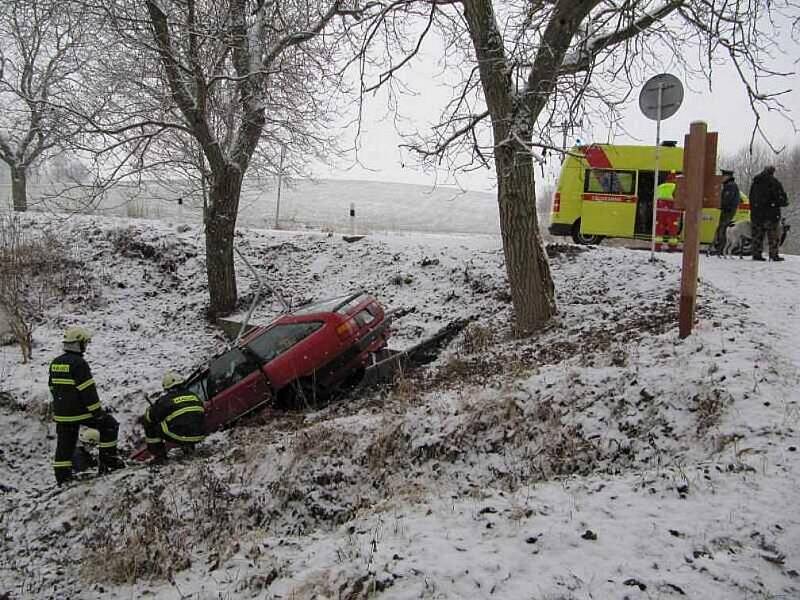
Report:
131,291,390,460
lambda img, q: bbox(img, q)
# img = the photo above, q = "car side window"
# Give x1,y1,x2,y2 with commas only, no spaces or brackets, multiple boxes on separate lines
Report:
206,348,260,398
246,322,323,363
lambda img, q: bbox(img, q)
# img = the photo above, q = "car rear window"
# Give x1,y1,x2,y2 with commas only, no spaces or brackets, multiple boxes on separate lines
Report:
246,321,323,363
353,309,375,327
291,292,369,316
335,293,371,315
206,348,261,399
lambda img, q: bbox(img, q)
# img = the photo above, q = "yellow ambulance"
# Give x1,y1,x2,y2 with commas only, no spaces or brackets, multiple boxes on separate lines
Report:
547,143,750,245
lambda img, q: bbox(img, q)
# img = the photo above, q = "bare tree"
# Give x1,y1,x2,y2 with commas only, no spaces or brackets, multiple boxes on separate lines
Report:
69,0,370,318
353,0,798,333
0,0,96,212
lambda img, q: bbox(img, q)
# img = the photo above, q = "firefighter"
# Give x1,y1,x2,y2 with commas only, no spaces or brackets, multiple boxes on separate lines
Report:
49,326,124,485
143,370,206,463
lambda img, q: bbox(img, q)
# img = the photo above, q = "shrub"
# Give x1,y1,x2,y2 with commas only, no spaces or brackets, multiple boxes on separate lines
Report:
0,216,74,362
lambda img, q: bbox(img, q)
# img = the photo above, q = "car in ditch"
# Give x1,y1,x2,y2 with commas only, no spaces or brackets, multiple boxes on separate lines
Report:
130,290,391,460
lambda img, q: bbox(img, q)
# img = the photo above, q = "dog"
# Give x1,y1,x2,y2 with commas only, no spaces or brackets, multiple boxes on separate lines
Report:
722,218,791,257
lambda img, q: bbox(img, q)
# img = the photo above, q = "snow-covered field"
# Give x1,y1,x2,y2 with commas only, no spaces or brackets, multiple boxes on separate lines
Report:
8,178,503,235
1,209,799,600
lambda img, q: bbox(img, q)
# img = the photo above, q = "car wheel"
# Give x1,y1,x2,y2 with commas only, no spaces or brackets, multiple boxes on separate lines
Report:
571,220,604,245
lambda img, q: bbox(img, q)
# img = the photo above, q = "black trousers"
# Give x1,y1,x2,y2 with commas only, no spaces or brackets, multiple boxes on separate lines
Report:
53,412,119,484
751,219,781,258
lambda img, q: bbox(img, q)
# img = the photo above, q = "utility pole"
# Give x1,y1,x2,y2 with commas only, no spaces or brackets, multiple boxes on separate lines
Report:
560,119,582,162
274,144,286,229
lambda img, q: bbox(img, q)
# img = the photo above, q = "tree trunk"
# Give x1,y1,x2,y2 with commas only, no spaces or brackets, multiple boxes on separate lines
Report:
11,166,27,212
205,165,242,318
462,0,556,334
495,140,556,334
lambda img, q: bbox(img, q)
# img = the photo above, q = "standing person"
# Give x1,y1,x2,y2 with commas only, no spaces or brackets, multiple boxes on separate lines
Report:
749,166,789,261
712,169,741,254
655,171,681,251
49,327,125,485
143,371,206,464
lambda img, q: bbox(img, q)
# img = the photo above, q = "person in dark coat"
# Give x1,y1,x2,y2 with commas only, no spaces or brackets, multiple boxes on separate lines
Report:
143,370,206,463
48,327,125,485
712,169,740,254
749,166,789,261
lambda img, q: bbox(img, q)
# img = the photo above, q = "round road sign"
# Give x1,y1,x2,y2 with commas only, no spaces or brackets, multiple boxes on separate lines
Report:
639,73,684,121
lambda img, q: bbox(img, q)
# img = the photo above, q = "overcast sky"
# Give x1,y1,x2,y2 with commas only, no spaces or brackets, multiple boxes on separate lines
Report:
321,21,800,194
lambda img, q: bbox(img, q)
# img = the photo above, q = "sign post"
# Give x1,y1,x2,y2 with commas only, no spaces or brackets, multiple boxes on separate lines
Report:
638,74,684,261
678,121,709,338
274,144,286,229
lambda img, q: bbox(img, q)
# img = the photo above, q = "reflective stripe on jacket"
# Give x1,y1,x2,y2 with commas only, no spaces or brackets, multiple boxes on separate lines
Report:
48,351,102,423
145,389,206,444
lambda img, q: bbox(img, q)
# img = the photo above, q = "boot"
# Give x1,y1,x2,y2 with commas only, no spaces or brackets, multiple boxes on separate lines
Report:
98,453,126,475
770,255,785,262
56,473,74,487
752,255,766,261
146,444,168,467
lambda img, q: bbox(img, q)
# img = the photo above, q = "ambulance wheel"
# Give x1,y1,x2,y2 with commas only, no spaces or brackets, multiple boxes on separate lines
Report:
571,221,604,245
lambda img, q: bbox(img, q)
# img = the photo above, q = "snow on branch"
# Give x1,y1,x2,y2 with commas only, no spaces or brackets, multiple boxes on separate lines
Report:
561,1,683,73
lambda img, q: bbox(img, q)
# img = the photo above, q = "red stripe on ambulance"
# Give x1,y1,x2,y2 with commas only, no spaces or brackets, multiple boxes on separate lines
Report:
581,146,613,169
581,193,636,203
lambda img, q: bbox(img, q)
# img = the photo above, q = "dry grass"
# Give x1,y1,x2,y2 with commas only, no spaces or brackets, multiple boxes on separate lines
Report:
81,462,253,585
390,371,421,403
365,417,407,473
81,484,192,585
693,387,730,436
460,323,495,354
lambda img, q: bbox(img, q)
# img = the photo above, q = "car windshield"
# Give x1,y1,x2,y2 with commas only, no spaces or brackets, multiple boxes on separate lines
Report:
292,292,367,316
186,373,209,403
206,347,261,399
246,321,323,363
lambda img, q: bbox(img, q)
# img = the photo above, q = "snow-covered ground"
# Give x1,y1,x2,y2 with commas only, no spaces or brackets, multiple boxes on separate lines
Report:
1,211,799,600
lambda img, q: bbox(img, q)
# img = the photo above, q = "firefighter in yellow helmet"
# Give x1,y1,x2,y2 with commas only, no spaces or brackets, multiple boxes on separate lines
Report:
48,326,125,485
142,370,206,464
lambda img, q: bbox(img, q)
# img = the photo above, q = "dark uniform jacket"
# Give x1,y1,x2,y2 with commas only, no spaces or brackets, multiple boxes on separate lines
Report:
146,387,206,443
749,171,788,223
720,178,740,213
49,351,102,422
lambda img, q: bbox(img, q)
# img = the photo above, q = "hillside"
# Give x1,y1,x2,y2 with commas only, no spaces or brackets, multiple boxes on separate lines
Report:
1,213,799,599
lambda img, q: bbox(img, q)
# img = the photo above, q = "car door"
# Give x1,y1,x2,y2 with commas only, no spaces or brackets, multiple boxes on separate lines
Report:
247,320,330,389
203,347,272,431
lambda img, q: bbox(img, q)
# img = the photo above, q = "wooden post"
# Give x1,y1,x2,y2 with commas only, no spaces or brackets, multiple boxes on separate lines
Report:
679,122,708,338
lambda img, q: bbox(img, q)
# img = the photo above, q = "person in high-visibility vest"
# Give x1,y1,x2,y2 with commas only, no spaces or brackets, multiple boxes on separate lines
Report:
655,172,681,250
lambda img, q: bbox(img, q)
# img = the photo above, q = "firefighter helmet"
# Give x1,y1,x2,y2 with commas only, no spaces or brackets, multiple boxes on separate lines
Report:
162,370,184,390
63,326,92,344
79,428,100,445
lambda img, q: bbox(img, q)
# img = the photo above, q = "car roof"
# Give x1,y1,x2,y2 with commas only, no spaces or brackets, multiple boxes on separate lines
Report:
290,290,371,316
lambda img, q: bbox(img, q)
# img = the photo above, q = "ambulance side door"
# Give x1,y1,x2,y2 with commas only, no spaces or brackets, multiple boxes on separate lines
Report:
580,168,637,238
